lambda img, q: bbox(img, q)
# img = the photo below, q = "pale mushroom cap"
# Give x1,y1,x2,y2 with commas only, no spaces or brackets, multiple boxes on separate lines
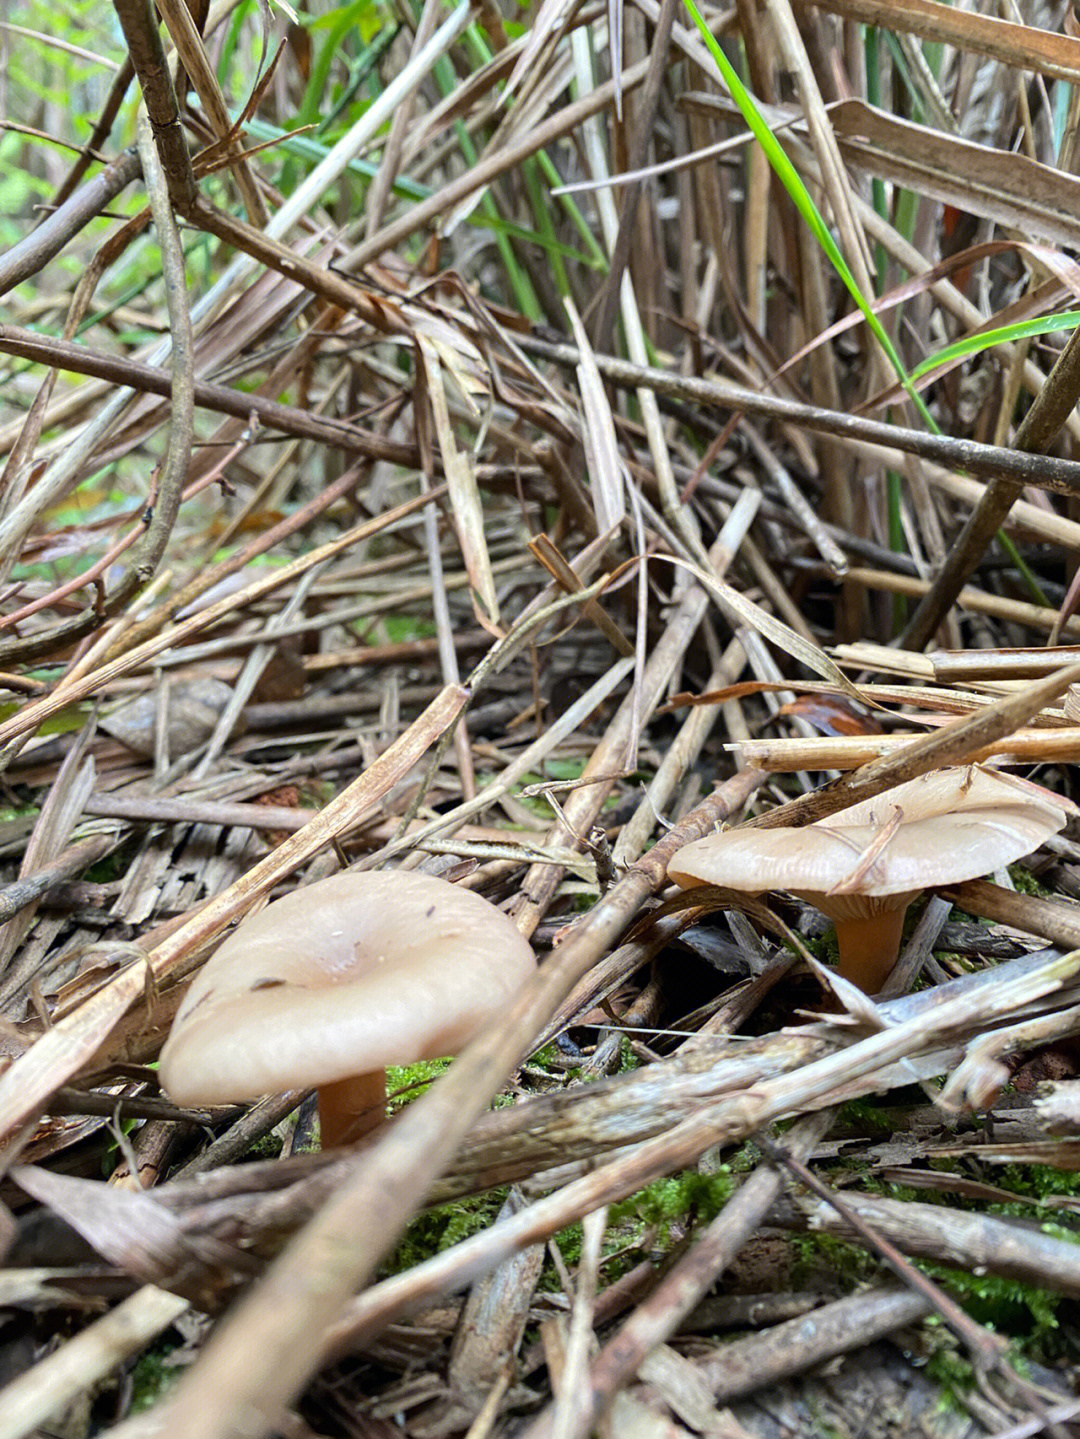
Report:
159,871,536,1106
668,766,1075,904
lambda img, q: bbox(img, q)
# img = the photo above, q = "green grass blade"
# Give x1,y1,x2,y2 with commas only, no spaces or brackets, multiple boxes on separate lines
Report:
682,0,935,431
684,0,1048,607
911,312,1080,382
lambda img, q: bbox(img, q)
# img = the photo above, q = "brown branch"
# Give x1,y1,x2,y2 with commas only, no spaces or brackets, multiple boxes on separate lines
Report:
520,335,1080,498
188,198,407,334
122,116,194,591
747,659,1080,830
0,835,117,925
697,1288,932,1403
51,58,137,207
780,1191,1080,1303
112,0,196,211
154,0,266,225
0,323,418,465
940,879,1080,951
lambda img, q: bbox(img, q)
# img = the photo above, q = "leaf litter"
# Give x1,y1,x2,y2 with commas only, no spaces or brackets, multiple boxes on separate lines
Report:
3,1,1080,1436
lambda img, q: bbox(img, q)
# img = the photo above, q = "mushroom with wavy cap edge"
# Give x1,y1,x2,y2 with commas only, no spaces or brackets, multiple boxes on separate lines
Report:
159,870,537,1146
667,767,1076,994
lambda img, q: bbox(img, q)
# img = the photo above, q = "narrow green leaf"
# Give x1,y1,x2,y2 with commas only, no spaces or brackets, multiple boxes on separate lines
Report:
911,312,1080,382
682,0,935,432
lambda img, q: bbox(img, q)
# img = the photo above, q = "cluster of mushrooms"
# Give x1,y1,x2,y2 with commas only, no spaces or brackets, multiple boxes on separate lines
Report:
160,765,1076,1144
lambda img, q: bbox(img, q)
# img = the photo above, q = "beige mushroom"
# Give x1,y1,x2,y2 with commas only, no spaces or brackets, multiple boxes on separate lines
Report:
159,870,536,1146
668,767,1076,994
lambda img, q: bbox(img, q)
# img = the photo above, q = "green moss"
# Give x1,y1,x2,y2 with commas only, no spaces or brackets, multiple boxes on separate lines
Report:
936,949,979,976
992,1163,1080,1204
850,1160,1080,1364
1040,1220,1080,1247
387,1057,454,1111
609,1169,735,1230
529,1043,564,1070
727,1141,761,1174
922,1327,976,1413
553,1220,583,1269
835,1097,903,1134
85,836,141,884
865,1176,922,1204
804,926,840,967
923,1263,1066,1359
510,770,576,820
379,614,438,643
789,1232,878,1288
533,1170,741,1294
509,760,647,821
541,759,589,782
247,1130,285,1160
617,1036,640,1072
1007,865,1053,898
803,1410,846,1439
0,804,38,826
129,1347,182,1412
385,1188,510,1273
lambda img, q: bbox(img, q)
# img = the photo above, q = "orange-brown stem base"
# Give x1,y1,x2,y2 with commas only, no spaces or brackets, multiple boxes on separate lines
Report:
833,907,908,994
318,1069,387,1148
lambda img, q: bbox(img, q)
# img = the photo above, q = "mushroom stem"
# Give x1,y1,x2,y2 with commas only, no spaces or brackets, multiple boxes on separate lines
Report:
831,907,909,994
318,1070,387,1147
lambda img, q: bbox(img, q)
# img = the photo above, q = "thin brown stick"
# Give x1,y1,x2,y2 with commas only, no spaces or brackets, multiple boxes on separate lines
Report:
154,0,266,224
519,336,1080,497
0,835,116,925
0,324,418,464
940,879,1080,951
112,0,196,211
697,1288,932,1402
0,151,141,297
783,1191,1080,1300
729,727,1080,769
747,660,1080,830
0,1285,191,1439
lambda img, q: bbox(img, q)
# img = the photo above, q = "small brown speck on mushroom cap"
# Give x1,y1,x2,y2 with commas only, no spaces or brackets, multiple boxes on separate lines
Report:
158,870,536,1108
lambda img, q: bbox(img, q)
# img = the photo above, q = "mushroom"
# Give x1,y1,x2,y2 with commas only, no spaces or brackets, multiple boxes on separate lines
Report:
159,870,536,1146
667,767,1076,994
